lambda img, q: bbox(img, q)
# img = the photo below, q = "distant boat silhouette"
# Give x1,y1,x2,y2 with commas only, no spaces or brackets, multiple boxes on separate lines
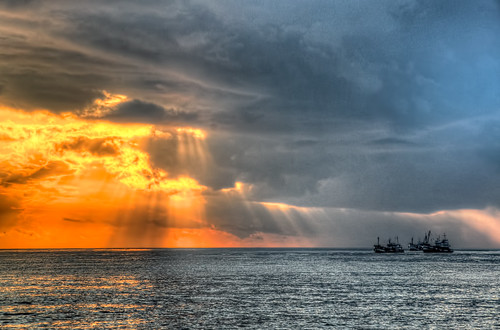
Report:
407,237,419,251
373,236,404,253
422,233,453,253
375,231,454,254
408,231,432,251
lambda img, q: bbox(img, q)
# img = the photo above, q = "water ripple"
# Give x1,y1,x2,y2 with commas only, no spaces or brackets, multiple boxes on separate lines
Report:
0,249,498,328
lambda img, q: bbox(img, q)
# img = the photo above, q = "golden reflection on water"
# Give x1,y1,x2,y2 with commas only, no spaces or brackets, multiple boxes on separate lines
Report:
1,275,151,293
0,271,152,329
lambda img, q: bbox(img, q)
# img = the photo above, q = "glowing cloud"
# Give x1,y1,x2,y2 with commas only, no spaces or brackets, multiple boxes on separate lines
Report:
0,107,208,248
176,127,206,140
433,209,500,245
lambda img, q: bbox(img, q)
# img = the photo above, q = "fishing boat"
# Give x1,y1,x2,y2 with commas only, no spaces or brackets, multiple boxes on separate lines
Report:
407,237,419,251
373,236,405,253
373,237,386,253
422,233,453,253
418,231,432,251
408,231,432,251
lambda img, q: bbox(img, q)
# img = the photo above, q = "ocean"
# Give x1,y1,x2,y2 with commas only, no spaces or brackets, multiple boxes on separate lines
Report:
0,249,498,329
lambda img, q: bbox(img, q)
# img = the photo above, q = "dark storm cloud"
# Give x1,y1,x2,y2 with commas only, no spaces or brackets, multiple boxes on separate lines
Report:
1,0,500,219
103,100,197,124
0,27,123,111
198,0,500,214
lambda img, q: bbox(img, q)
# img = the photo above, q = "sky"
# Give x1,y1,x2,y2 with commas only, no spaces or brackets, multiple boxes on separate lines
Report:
1,0,500,248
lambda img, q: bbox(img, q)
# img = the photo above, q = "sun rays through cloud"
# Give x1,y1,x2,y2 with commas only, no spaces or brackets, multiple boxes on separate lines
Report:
0,106,210,248
1,1,500,249
1,105,500,249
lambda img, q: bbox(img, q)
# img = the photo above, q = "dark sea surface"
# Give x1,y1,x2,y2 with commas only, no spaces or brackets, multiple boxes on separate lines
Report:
0,249,498,329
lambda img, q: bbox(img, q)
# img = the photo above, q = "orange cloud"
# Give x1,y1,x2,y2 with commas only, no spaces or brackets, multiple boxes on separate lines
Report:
0,107,209,248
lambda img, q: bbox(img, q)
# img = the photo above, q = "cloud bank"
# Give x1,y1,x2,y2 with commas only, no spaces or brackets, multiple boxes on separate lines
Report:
1,0,500,247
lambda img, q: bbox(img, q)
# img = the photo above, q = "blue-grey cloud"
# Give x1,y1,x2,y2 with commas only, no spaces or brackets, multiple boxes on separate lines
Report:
103,99,198,124
0,0,40,9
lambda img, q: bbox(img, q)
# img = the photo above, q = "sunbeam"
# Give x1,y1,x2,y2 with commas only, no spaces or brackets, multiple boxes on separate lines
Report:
0,107,210,248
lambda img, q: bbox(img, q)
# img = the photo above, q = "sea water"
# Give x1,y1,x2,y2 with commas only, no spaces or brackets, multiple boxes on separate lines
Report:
0,249,498,329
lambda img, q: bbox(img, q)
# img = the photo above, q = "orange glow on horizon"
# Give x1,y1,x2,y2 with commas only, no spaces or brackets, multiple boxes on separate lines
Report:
161,228,316,248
